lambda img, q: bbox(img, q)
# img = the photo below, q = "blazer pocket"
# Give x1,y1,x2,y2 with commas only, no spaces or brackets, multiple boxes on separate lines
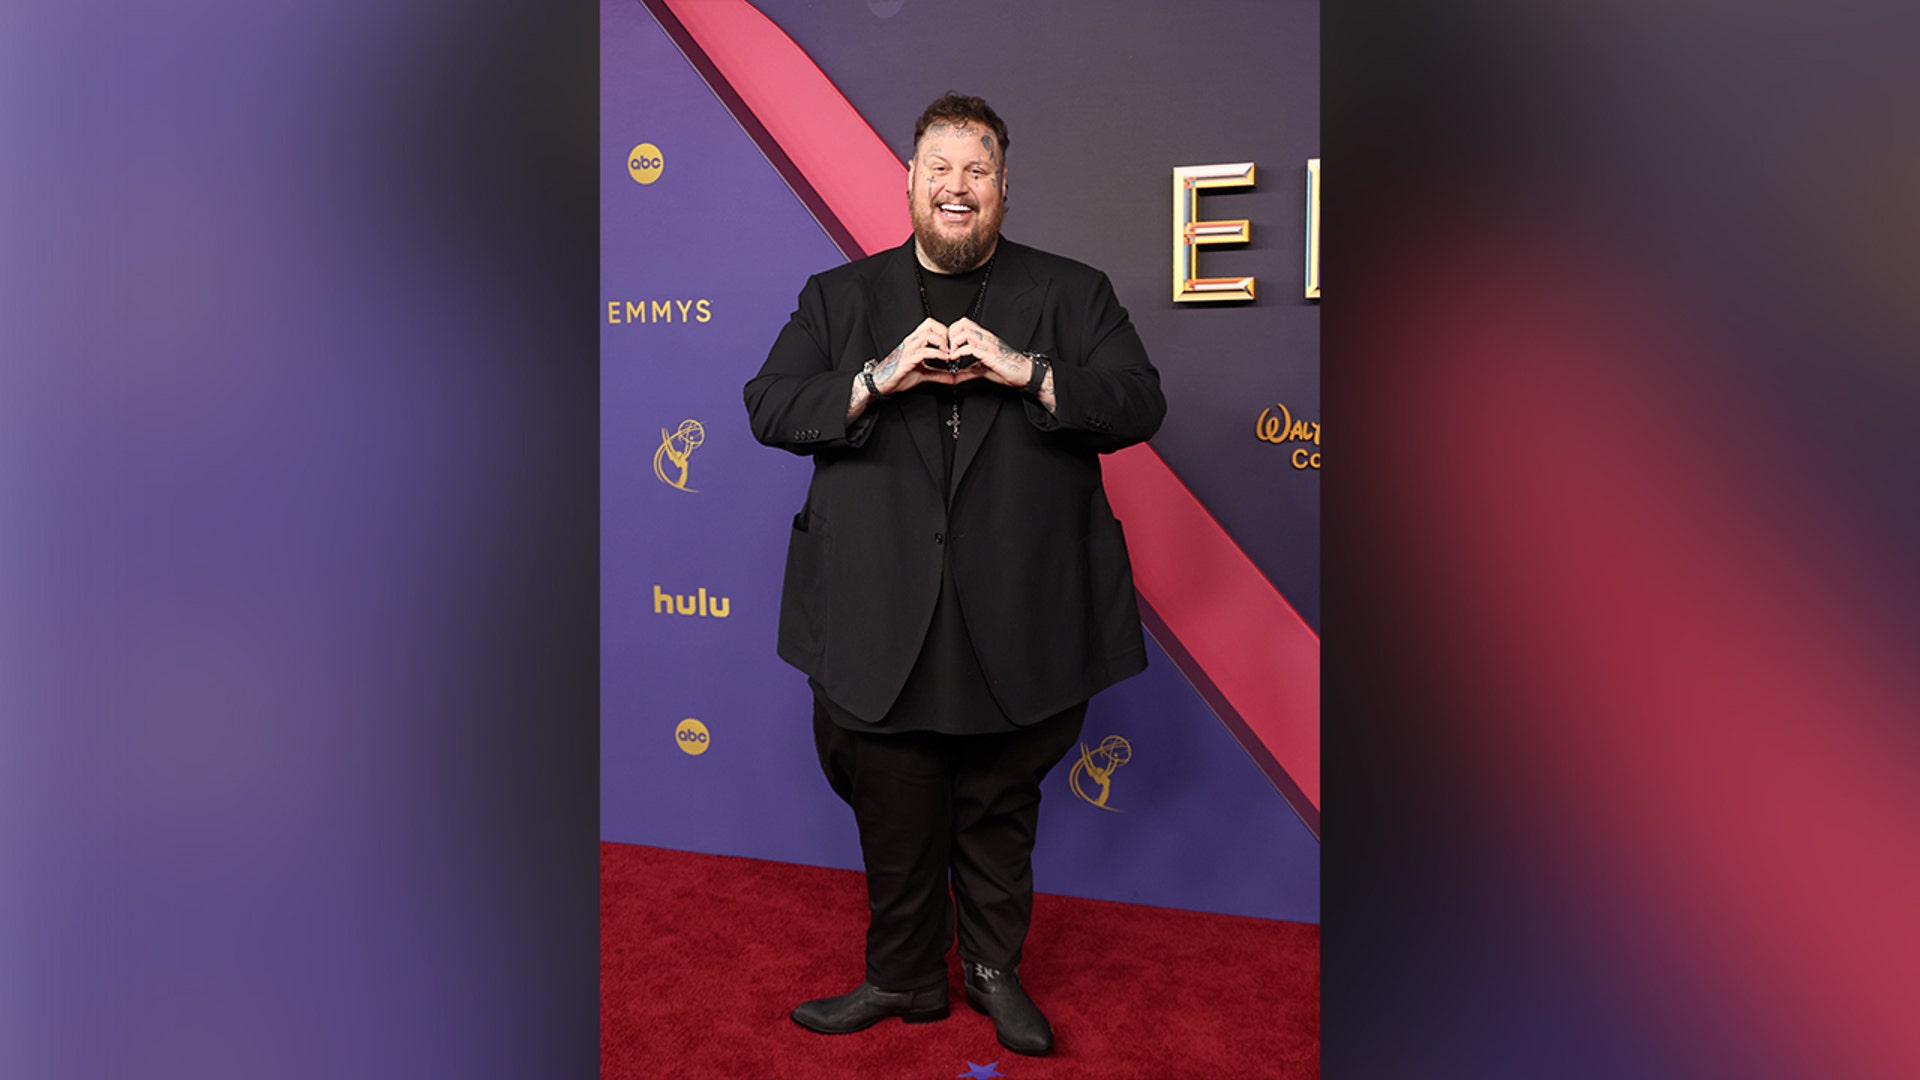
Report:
779,512,829,664
1086,510,1143,668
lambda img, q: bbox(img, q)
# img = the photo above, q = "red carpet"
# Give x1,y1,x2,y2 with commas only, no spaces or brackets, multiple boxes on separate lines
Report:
602,842,1319,1079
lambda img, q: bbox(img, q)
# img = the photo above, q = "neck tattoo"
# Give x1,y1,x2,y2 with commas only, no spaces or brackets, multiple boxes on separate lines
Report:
914,252,996,440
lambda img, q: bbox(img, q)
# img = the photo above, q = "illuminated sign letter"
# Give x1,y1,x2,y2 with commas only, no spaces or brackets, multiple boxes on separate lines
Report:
1305,158,1321,300
1173,162,1256,302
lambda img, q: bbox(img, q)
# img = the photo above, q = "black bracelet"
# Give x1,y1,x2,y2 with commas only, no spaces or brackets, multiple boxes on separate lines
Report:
1022,353,1050,395
861,360,889,399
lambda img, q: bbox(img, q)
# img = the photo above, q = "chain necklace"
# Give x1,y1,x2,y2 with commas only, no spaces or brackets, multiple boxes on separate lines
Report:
913,251,995,440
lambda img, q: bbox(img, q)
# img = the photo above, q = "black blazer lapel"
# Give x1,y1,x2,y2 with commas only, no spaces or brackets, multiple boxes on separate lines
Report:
866,241,944,492
951,241,1043,497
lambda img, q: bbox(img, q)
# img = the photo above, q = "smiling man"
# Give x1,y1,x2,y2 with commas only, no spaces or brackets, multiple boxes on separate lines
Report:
910,108,1005,274
743,93,1165,1057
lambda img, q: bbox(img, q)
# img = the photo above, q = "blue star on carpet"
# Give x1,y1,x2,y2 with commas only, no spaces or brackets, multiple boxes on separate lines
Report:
956,1062,1004,1080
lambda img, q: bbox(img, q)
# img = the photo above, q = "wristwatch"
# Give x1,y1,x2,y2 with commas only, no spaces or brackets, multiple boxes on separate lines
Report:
1021,352,1051,395
861,359,888,398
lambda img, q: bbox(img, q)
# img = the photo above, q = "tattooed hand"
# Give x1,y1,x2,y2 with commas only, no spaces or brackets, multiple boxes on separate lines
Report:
847,318,965,422
944,318,1024,386
944,318,1058,412
883,318,965,390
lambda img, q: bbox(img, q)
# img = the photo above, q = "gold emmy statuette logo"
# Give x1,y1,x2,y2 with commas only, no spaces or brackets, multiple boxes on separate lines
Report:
653,418,704,492
674,717,710,756
629,142,665,184
1069,735,1133,812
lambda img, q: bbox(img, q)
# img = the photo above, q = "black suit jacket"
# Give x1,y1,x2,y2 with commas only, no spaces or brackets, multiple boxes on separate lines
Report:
743,238,1166,725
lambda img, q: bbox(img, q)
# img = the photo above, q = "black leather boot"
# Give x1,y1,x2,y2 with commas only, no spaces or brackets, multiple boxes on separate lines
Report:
790,980,950,1034
963,961,1053,1056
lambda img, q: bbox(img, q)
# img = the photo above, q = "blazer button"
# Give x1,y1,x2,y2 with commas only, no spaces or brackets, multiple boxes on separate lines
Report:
934,532,944,544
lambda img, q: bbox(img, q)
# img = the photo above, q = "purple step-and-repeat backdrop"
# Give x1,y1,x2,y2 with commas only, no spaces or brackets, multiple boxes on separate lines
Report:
602,0,1319,924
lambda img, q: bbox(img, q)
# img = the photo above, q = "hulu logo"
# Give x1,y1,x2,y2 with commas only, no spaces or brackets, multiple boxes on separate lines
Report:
653,585,730,619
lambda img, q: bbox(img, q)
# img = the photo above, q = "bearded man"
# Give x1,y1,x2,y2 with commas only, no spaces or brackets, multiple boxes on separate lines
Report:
743,93,1165,1057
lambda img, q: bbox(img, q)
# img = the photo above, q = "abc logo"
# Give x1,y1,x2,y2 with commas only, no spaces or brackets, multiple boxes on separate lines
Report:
674,717,710,756
629,142,665,185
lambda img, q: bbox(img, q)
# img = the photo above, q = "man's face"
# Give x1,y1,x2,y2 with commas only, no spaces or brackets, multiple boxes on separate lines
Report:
909,120,1006,273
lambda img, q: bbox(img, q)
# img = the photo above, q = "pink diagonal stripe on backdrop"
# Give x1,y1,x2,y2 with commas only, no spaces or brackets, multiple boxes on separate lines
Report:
657,0,907,256
1103,445,1320,809
654,0,1319,812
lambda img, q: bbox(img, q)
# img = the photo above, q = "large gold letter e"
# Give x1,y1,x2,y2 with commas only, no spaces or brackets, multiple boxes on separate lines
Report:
1173,162,1256,302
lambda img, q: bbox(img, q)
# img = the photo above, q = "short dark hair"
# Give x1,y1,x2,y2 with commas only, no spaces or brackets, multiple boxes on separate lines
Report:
912,93,1009,161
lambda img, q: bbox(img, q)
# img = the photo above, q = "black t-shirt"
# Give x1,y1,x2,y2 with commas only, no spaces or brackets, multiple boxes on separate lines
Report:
918,260,990,480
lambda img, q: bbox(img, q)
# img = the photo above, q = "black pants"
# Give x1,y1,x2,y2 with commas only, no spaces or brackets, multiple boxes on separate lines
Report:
812,700,1087,992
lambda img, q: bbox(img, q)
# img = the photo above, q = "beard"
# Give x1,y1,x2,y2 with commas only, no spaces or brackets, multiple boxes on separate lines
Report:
911,196,1005,273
